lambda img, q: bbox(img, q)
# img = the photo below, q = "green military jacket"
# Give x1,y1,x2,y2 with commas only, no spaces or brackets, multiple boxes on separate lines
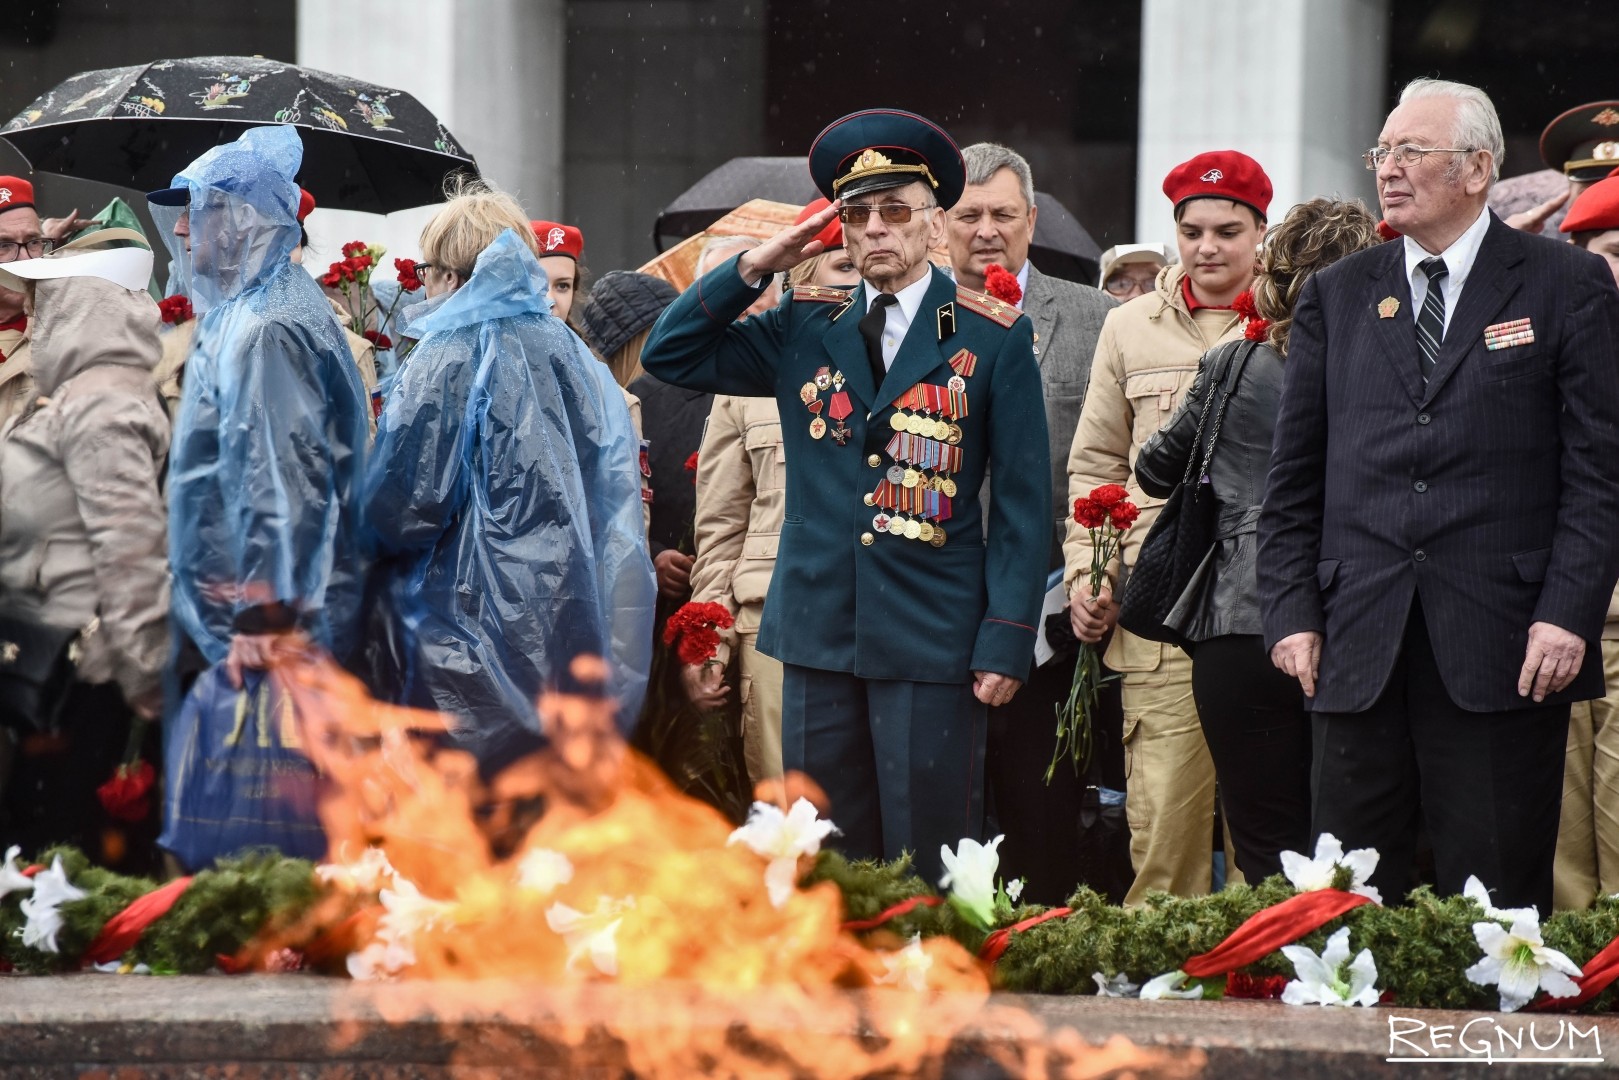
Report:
642,256,1050,683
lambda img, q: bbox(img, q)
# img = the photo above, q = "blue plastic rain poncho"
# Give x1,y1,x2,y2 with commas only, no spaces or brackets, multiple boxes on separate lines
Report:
364,229,654,769
156,126,371,664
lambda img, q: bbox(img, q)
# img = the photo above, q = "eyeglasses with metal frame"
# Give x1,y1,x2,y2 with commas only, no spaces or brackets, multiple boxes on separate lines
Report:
1363,144,1473,171
837,203,935,226
0,238,54,263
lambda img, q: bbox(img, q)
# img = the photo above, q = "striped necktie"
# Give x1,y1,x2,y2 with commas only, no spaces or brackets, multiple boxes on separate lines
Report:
1416,256,1449,382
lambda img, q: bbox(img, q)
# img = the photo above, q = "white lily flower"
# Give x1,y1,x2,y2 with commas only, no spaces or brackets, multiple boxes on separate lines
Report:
347,938,416,981
1465,916,1583,1013
1280,927,1381,1007
545,896,635,977
1462,875,1539,925
727,798,839,908
1279,833,1382,904
1092,972,1140,998
1140,970,1203,1000
876,933,933,992
17,856,87,954
516,848,575,897
316,847,397,893
0,846,35,902
377,877,455,942
1006,878,1024,904
939,834,1003,929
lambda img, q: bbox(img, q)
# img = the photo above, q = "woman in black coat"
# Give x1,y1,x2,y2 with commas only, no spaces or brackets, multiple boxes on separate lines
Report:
1134,198,1380,881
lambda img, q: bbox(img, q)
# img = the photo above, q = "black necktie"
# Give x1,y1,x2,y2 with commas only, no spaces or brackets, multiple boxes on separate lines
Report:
860,293,897,391
1416,256,1449,382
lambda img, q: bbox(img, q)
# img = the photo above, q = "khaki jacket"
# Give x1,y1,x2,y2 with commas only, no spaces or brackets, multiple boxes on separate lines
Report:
688,394,784,664
1062,262,1243,672
0,325,34,435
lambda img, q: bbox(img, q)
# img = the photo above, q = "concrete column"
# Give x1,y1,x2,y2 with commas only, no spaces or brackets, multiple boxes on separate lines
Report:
295,0,565,264
1136,0,1389,243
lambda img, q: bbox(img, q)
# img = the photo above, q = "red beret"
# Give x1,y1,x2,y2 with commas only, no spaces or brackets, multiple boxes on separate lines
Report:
1163,151,1273,220
531,220,584,261
0,176,35,214
296,187,315,223
1560,167,1619,234
794,197,845,251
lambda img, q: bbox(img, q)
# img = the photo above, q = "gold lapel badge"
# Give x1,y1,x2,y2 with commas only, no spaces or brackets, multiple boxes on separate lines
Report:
1378,296,1400,319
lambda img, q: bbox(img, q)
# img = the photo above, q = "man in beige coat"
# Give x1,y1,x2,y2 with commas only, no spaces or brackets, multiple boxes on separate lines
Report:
0,175,92,433
1065,150,1270,903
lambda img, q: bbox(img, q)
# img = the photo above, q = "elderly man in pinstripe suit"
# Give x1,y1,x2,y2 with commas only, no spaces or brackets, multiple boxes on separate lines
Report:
1259,78,1619,913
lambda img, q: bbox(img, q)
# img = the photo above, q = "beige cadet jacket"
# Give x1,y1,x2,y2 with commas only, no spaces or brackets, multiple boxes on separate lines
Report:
688,394,784,665
1062,261,1243,672
0,325,33,435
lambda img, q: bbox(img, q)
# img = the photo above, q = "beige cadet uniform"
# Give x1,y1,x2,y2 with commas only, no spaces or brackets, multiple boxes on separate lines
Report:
1554,590,1619,909
1064,261,1244,904
0,324,33,435
688,393,785,782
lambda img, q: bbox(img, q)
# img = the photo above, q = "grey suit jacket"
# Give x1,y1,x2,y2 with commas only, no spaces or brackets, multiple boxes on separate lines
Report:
1022,264,1117,567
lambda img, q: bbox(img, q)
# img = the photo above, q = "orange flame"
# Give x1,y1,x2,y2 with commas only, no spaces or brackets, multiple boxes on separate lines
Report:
243,647,1197,1077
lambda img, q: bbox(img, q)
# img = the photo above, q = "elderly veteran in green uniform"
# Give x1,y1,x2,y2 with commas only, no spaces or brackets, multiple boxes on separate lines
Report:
642,109,1050,882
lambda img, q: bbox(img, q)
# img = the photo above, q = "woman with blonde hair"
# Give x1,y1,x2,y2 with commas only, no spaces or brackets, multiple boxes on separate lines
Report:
362,177,656,772
1134,197,1380,881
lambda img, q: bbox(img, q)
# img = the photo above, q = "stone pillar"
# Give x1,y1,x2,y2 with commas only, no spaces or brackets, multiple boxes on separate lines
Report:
1135,0,1389,242
295,0,566,263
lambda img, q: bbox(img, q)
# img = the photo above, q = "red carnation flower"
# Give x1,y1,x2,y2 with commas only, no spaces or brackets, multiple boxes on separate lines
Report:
983,263,1022,307
684,451,700,483
395,257,423,292
1073,498,1106,530
342,240,368,258
96,759,156,823
1110,502,1140,531
662,601,736,666
1091,484,1129,509
156,295,194,325
363,329,393,350
1243,318,1272,342
1232,289,1259,322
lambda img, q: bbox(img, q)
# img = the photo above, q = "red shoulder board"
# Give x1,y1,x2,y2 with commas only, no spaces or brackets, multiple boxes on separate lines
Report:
792,285,852,303
955,287,1020,328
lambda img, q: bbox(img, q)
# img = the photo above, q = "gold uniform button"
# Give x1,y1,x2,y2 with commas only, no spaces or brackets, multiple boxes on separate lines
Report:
863,493,876,506
860,532,875,546
867,454,881,467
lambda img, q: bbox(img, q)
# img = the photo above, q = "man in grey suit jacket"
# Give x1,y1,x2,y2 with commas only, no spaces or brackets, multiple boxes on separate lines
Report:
950,143,1117,567
1260,79,1619,912
949,142,1119,904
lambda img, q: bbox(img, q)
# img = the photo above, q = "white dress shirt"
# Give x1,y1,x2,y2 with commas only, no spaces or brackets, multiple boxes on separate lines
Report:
1402,206,1490,339
862,270,935,369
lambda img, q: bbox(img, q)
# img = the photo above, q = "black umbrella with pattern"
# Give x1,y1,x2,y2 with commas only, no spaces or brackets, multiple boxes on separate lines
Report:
1,56,476,214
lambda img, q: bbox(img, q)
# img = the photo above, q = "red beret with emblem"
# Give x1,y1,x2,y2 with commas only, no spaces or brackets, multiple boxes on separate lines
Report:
1560,166,1619,234
0,176,36,214
296,187,316,223
1163,150,1273,220
531,220,584,261
794,197,844,251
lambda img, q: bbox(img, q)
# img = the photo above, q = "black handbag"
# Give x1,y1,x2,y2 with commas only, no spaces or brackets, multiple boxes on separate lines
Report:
0,610,97,733
1117,341,1256,651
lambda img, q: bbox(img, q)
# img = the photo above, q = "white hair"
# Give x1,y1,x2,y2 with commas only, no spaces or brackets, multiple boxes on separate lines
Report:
962,143,1035,208
1397,78,1504,183
697,234,759,276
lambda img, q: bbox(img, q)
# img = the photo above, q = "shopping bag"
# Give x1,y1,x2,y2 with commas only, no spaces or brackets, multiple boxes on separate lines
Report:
158,665,326,869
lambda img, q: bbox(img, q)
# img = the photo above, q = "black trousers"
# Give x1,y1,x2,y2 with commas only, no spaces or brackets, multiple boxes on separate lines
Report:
1312,600,1569,911
1190,634,1312,883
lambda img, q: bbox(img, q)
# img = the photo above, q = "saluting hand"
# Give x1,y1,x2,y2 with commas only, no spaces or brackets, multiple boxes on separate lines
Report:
1504,190,1570,235
736,200,842,281
1518,621,1586,703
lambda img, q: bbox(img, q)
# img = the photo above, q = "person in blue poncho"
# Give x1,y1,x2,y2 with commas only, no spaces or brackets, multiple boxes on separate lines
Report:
149,126,371,697
362,179,655,773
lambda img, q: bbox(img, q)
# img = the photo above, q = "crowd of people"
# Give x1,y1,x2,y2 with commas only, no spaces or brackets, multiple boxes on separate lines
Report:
3,77,1619,919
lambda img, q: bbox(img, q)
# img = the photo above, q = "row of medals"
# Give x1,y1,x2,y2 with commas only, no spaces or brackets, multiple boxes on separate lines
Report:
877,371,968,546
